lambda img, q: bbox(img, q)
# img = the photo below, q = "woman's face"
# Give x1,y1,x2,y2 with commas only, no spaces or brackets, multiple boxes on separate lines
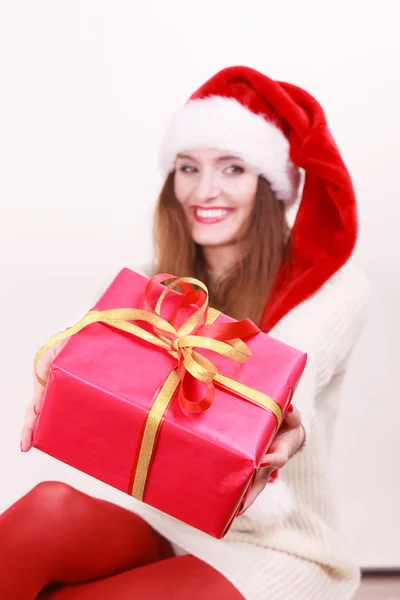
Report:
174,149,258,248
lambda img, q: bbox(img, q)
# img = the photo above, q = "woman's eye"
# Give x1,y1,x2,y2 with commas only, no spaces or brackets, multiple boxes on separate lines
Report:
179,165,197,174
225,165,244,175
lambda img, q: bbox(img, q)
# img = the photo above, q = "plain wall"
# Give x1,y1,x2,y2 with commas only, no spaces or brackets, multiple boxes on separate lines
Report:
1,0,399,566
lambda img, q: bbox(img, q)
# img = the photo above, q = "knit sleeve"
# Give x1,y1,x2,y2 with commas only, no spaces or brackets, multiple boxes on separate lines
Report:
273,262,370,439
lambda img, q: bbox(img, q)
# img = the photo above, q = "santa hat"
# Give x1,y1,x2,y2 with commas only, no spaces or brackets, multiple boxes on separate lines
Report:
159,65,358,333
160,93,301,206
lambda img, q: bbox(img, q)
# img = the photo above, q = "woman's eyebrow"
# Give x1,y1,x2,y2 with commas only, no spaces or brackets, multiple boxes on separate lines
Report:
217,155,243,162
176,153,197,161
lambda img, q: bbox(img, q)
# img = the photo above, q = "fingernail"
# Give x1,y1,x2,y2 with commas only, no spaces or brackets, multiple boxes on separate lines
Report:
269,469,279,483
261,461,270,468
33,404,38,415
288,405,294,414
20,441,24,452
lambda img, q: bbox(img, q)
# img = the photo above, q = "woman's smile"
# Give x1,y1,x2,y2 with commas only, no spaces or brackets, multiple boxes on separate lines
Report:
192,206,236,224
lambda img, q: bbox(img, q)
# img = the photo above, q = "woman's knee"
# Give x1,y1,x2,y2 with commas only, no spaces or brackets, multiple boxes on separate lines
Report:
25,481,84,521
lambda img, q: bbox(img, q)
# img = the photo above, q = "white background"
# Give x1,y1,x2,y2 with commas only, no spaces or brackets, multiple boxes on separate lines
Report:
1,0,399,567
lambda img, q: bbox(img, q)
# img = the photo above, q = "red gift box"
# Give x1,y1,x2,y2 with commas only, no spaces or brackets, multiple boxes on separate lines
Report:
33,269,306,538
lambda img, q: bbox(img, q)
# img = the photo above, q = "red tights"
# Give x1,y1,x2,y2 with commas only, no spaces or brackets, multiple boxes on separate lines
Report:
0,482,244,599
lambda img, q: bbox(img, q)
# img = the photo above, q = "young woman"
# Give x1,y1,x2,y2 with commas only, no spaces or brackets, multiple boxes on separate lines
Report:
2,66,368,599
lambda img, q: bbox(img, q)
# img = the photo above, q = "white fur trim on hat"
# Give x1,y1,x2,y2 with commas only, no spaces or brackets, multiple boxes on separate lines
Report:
159,96,299,205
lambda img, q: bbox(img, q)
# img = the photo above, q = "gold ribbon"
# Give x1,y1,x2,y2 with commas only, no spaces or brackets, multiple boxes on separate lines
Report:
34,274,282,501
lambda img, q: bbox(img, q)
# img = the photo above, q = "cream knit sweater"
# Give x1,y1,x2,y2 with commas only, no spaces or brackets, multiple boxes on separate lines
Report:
131,261,370,600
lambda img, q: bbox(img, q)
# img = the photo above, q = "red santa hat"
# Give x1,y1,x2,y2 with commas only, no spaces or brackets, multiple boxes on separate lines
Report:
159,66,358,332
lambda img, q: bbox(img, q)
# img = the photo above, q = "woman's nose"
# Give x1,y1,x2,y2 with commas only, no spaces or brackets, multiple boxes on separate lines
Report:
194,171,220,203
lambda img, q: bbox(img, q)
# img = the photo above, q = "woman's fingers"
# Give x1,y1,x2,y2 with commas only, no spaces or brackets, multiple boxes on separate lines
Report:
21,401,37,452
238,405,305,517
21,337,66,453
260,405,304,468
281,405,302,430
262,425,305,469
238,466,276,515
21,359,48,452
33,351,51,414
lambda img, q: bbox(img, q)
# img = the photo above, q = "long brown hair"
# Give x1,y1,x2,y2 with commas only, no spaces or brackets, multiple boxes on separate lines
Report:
153,173,290,325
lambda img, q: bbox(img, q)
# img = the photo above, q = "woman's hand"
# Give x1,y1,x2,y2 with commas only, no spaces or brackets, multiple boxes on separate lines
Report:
20,337,67,452
238,405,305,515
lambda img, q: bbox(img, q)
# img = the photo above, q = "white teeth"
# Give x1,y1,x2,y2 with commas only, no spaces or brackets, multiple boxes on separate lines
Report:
195,208,230,218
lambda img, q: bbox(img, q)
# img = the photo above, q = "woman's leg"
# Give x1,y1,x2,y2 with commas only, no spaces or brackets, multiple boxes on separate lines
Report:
0,481,174,600
39,555,245,600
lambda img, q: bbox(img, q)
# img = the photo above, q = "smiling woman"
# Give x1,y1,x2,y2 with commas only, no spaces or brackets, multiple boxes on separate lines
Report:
154,149,290,323
3,65,368,600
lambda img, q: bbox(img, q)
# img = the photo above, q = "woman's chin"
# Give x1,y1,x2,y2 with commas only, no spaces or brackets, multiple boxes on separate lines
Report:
192,236,234,248
191,226,237,248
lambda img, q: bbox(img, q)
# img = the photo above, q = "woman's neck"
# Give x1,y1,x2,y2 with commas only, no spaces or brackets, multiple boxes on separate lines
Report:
202,243,245,279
